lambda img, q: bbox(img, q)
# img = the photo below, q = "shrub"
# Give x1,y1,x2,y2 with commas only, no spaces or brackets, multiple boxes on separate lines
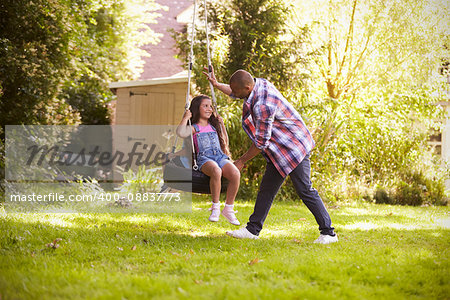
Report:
118,166,163,195
393,181,424,206
374,188,394,205
0,126,4,203
374,171,448,206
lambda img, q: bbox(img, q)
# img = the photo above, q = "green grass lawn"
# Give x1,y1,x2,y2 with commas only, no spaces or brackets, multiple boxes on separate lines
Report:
0,195,449,299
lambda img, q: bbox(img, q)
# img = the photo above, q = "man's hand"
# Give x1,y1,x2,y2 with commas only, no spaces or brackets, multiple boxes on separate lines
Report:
234,143,261,172
202,65,233,95
234,159,244,171
203,66,218,87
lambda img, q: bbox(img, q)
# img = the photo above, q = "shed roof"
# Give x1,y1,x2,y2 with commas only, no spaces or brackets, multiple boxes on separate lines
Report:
109,72,188,90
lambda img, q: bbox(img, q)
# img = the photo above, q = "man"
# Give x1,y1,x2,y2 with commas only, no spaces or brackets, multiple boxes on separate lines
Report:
204,68,338,244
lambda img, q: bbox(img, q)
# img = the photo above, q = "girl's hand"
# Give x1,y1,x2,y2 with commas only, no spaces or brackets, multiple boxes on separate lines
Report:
182,109,192,121
217,115,224,124
177,110,193,138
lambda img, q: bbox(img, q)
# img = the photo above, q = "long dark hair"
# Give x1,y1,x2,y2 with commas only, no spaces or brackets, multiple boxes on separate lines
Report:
189,95,231,157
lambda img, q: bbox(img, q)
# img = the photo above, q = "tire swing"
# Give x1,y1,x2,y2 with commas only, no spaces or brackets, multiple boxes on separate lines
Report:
163,0,228,194
163,155,229,194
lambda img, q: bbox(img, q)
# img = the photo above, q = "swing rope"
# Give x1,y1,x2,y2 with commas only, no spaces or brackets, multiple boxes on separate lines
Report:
163,0,230,194
185,0,198,170
175,0,216,172
203,0,218,111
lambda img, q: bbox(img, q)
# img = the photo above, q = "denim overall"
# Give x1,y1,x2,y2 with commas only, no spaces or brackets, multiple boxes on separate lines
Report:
193,124,230,170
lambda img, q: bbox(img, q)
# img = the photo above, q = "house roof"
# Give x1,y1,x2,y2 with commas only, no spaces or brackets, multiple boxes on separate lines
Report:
140,0,193,80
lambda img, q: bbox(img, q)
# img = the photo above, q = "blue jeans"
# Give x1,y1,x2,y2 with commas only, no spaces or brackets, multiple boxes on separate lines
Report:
193,124,230,170
246,154,335,236
198,148,230,170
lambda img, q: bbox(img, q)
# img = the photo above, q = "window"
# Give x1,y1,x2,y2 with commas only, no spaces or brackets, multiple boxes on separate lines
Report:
428,128,442,156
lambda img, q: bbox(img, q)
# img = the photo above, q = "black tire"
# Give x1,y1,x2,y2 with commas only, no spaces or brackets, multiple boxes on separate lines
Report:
163,161,228,194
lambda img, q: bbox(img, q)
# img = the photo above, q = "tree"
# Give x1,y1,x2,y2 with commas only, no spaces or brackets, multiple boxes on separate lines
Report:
173,0,448,204
293,0,448,203
59,0,164,124
0,0,163,127
293,0,448,147
0,0,81,126
173,0,310,196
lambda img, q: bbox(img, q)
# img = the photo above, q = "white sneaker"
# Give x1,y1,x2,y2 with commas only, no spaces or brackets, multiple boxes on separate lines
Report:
208,207,220,222
226,227,259,239
221,206,240,226
314,234,338,244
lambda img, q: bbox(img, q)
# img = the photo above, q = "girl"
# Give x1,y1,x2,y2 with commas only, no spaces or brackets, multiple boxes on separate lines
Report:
176,95,240,225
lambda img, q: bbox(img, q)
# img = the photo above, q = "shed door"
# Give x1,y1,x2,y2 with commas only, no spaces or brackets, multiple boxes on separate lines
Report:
117,92,176,125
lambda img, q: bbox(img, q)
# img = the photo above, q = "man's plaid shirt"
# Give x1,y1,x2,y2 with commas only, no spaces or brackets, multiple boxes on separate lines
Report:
239,78,315,177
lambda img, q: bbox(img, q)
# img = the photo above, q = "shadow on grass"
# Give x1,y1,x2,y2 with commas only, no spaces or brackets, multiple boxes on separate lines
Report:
1,211,448,250
1,208,449,300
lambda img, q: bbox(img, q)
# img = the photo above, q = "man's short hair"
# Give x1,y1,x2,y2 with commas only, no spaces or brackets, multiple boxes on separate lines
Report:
229,70,254,89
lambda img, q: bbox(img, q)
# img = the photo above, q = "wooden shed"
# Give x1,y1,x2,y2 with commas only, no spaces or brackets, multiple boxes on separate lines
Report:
109,74,188,125
108,74,189,183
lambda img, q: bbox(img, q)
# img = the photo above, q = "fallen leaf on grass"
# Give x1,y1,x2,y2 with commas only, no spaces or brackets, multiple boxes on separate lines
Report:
297,218,307,221
194,279,203,284
159,260,165,264
292,238,302,244
46,238,62,249
142,239,149,244
131,245,137,251
49,243,59,249
249,258,260,265
189,249,195,255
